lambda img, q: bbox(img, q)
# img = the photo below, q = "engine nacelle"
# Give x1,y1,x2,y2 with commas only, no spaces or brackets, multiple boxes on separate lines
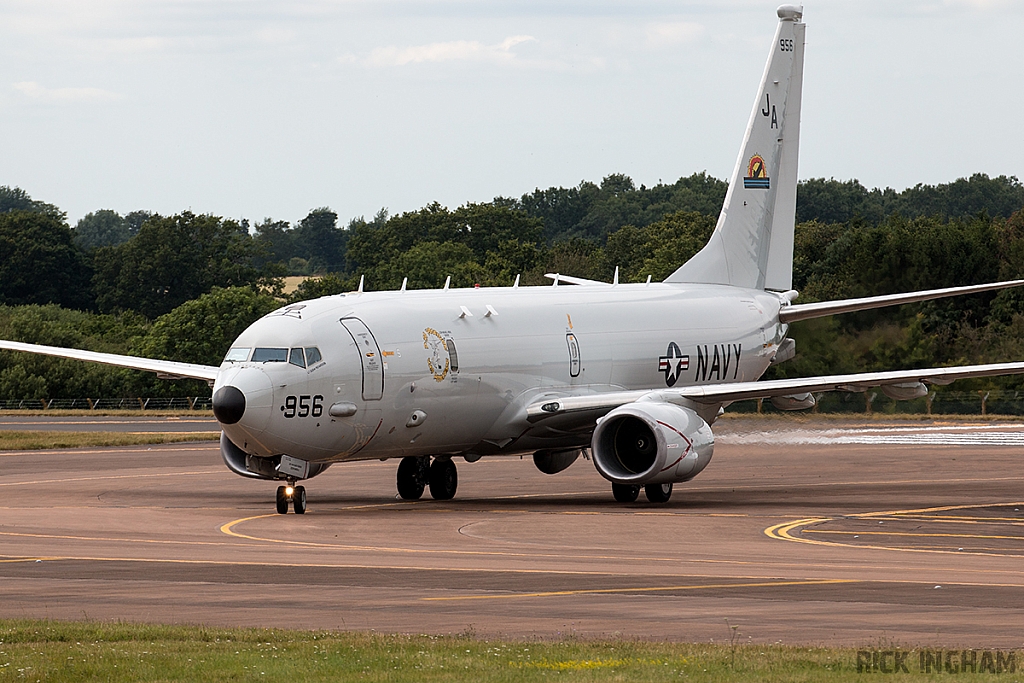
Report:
220,433,329,481
591,402,714,485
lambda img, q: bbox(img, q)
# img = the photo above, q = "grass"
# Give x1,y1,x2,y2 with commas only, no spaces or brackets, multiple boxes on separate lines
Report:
4,619,1014,682
0,410,213,417
0,431,219,451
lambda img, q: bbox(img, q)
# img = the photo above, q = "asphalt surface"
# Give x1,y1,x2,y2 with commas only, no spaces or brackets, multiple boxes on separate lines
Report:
1,417,1023,646
0,414,218,432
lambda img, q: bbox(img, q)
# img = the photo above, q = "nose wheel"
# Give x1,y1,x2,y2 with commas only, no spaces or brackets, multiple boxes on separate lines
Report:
275,483,307,514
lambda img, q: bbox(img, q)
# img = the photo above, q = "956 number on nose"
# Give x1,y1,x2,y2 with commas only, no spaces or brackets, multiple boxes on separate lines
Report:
281,394,323,418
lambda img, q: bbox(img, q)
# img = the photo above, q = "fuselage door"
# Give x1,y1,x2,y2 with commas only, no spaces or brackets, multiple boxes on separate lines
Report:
341,317,384,401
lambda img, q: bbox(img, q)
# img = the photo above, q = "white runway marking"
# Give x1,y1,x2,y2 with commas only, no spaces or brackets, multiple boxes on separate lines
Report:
719,424,1024,446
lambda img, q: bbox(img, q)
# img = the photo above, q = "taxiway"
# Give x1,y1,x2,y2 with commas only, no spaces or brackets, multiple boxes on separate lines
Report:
1,417,1022,646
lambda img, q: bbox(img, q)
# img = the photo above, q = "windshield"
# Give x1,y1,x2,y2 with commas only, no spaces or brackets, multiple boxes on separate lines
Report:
251,347,288,363
223,347,250,362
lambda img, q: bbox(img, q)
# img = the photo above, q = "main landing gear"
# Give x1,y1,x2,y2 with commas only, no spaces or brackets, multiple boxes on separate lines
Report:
396,455,458,501
276,481,306,514
611,482,673,504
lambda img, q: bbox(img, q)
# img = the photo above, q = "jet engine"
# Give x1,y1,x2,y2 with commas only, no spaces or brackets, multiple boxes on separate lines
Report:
591,401,714,485
220,433,329,481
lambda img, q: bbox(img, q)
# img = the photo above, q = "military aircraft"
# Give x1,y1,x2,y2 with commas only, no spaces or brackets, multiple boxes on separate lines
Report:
4,4,1024,514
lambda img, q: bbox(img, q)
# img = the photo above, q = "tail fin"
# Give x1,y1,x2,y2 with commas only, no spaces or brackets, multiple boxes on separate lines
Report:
666,5,805,291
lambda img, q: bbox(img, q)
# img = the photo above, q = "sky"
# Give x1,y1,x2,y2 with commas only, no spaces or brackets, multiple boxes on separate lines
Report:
2,0,1022,227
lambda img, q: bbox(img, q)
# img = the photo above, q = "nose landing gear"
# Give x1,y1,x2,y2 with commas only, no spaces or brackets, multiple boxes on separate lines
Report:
275,481,307,514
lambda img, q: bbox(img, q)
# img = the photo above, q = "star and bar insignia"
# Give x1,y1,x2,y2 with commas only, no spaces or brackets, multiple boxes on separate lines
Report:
658,342,690,387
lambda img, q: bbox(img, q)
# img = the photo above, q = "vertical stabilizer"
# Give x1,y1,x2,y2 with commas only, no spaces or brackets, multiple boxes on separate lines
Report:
666,5,805,290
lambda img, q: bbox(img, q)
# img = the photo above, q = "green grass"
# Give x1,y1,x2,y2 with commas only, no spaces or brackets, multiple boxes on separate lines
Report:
0,620,1018,682
0,431,219,451
0,409,213,417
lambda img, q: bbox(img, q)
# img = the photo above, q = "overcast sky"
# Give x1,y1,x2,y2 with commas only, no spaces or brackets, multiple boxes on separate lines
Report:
2,0,1021,226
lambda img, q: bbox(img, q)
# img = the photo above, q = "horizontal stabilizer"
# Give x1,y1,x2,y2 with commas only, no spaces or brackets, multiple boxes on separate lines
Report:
779,279,1024,323
0,340,220,382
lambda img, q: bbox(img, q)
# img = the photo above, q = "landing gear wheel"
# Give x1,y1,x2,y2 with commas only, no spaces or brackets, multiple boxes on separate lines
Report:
612,483,641,503
293,486,307,514
428,457,458,500
276,486,289,514
397,456,428,500
645,482,673,503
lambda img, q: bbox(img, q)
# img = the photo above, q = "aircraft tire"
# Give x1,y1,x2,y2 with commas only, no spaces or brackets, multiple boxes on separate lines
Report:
428,457,458,500
611,483,641,503
397,456,427,500
276,486,289,514
293,486,307,514
644,482,673,503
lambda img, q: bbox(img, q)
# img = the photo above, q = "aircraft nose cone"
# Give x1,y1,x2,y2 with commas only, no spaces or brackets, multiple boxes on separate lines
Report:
213,385,246,425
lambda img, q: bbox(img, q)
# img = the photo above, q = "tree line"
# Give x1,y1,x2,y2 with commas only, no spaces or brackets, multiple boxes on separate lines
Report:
1,173,1023,401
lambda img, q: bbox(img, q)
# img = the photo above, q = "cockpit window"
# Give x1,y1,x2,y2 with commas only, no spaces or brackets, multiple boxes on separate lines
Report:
224,347,250,362
289,348,306,368
251,347,288,363
305,347,322,365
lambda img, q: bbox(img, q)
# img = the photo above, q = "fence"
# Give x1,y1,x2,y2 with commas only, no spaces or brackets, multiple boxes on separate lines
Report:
0,397,212,411
731,389,1024,416
3,391,1024,415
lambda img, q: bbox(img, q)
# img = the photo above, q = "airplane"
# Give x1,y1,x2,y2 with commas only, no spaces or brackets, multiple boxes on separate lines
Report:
4,4,1024,515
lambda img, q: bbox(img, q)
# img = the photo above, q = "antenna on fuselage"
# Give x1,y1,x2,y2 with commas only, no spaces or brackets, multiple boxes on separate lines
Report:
443,276,451,291
357,275,364,293
646,274,652,286
613,267,619,286
513,274,520,288
400,277,407,292
552,273,560,287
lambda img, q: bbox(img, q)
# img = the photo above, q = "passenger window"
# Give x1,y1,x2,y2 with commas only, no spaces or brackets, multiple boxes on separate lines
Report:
251,347,288,362
289,348,306,368
305,347,322,365
224,347,250,362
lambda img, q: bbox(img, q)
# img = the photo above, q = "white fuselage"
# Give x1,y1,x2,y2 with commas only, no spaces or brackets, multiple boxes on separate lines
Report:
215,282,787,464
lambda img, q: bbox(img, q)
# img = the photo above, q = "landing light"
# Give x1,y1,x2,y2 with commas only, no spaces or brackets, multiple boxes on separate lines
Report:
285,486,294,496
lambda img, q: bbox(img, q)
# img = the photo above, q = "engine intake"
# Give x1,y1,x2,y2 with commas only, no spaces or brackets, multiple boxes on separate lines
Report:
591,402,714,485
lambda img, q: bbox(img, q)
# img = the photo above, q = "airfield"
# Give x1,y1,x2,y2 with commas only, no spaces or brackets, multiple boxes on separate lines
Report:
1,415,1023,647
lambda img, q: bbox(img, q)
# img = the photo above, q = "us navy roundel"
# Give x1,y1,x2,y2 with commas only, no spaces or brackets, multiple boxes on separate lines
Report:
658,342,690,387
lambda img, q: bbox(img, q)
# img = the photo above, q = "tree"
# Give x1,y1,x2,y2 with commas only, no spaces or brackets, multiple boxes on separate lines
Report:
0,304,148,400
286,274,355,303
293,208,346,273
346,202,543,289
603,211,716,281
92,211,277,318
0,185,64,219
0,211,94,310
74,209,131,249
253,218,299,269
134,287,281,367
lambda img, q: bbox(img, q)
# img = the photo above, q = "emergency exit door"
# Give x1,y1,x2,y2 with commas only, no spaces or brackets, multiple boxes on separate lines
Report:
341,318,384,400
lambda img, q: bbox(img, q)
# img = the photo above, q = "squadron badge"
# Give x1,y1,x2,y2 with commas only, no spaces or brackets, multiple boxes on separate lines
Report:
743,153,770,189
423,327,450,382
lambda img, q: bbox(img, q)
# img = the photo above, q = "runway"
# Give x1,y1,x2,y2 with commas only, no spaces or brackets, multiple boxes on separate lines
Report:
1,417,1023,646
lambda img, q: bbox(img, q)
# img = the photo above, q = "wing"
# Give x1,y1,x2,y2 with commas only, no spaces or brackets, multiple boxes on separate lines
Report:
0,340,220,382
779,279,1024,323
526,361,1024,420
